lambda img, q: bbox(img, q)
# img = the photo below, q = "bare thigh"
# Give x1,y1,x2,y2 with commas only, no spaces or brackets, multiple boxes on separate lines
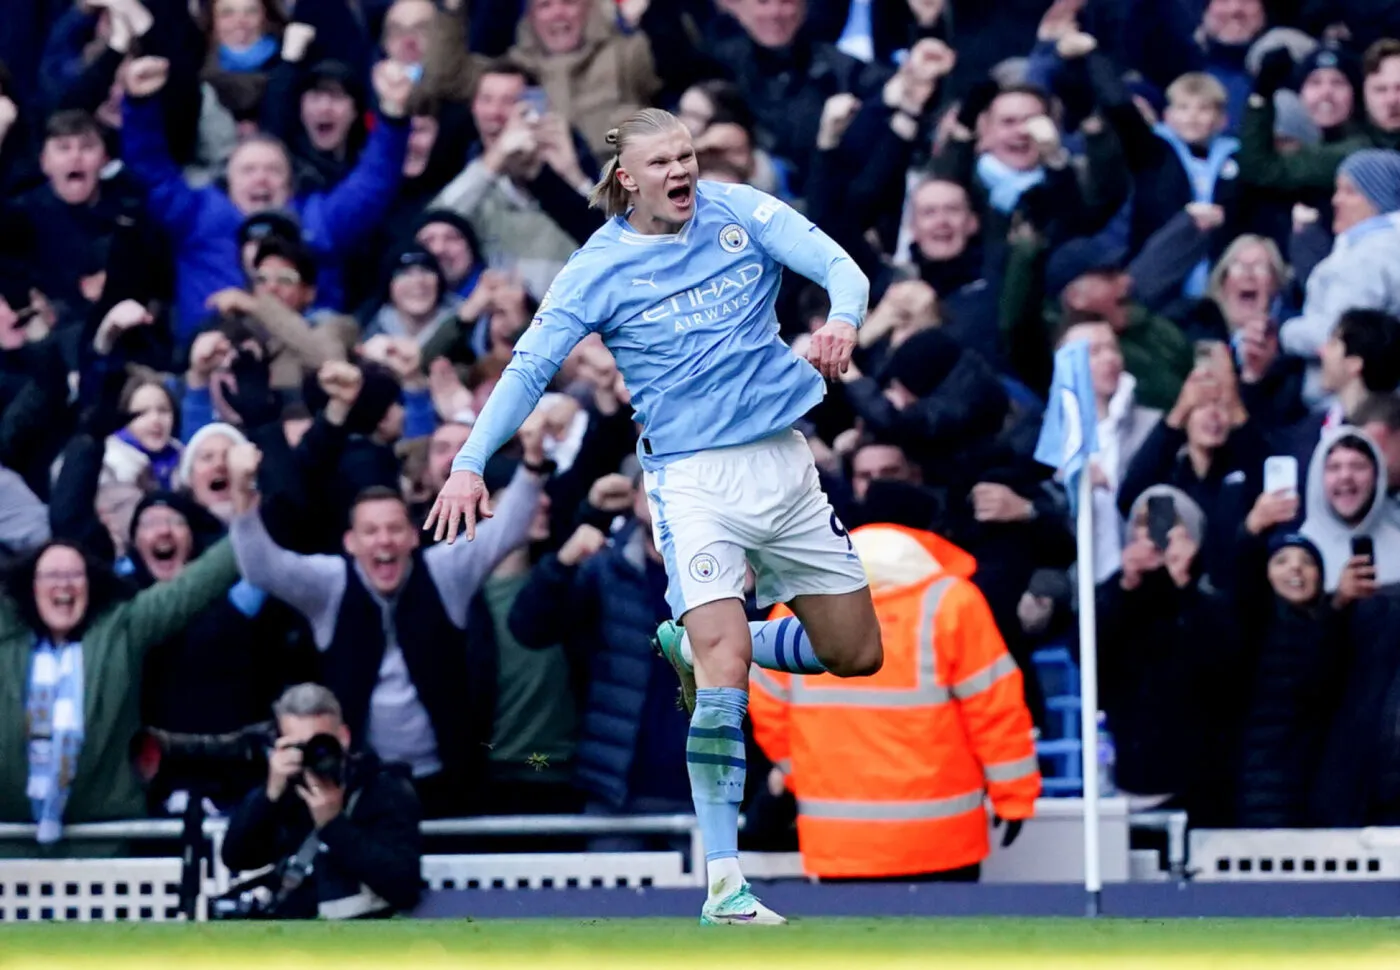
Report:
681,597,754,690
788,586,883,678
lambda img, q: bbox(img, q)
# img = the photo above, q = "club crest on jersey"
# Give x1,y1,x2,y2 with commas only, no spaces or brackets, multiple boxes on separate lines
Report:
718,224,749,253
689,553,719,582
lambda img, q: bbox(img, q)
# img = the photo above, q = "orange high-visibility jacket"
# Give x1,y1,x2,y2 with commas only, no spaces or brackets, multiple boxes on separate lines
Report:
749,525,1041,879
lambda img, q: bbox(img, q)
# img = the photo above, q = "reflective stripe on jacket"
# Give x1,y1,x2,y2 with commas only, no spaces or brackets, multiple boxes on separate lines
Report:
749,525,1040,878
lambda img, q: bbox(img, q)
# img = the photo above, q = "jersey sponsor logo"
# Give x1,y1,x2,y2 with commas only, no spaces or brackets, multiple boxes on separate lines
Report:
718,223,749,253
752,199,782,225
641,262,763,332
689,552,719,583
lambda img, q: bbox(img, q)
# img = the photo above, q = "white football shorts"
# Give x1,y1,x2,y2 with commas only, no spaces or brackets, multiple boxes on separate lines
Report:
643,429,869,620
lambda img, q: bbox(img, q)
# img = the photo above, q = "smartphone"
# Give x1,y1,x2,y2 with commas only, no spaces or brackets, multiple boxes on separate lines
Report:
1147,495,1176,551
1352,535,1375,564
403,62,424,85
521,86,549,120
1194,339,1225,366
1263,455,1299,496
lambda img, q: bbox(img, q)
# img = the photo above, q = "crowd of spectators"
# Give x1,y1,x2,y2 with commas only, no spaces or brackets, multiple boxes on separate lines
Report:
3,0,1400,859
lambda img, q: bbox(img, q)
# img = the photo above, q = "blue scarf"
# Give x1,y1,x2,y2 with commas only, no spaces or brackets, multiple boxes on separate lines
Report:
218,35,278,73
975,153,1045,215
115,428,182,491
1154,124,1239,298
26,639,85,844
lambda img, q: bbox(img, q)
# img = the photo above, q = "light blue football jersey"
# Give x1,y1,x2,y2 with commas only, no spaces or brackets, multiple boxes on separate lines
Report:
453,180,869,475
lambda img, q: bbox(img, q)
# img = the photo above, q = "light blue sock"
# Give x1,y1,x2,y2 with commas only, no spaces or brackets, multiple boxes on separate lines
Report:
748,617,827,673
687,687,748,865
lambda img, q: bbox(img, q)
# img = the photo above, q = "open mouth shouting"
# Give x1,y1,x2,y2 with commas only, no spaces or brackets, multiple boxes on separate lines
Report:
666,180,694,214
366,550,405,590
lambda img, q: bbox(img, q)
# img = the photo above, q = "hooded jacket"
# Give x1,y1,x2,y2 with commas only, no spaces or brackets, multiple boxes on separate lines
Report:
1299,426,1400,591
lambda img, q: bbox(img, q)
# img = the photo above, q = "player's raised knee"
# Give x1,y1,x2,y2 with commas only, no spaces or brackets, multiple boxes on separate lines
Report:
824,629,883,678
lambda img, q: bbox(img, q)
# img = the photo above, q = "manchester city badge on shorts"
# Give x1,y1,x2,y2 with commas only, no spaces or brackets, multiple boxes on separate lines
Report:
689,552,719,582
718,224,749,253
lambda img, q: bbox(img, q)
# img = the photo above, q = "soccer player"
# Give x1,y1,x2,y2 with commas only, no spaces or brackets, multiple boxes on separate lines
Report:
426,108,883,925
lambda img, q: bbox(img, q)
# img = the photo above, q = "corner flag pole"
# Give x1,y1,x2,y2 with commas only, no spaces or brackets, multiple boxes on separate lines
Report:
1076,469,1102,918
1033,338,1103,918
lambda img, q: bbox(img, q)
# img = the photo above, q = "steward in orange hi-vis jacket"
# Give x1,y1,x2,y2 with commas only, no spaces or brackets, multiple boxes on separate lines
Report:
750,524,1040,879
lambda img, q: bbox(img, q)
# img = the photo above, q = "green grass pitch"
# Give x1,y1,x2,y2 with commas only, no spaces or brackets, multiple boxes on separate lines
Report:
1,918,1399,969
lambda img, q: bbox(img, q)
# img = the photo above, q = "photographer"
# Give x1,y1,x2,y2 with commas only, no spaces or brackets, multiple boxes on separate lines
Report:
220,684,422,919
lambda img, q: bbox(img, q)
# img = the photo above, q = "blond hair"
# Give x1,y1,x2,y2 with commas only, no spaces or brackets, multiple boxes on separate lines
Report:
1166,72,1229,110
587,109,688,218
1206,234,1289,314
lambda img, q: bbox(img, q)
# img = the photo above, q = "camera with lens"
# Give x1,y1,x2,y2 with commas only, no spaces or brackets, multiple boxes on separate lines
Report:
292,732,346,786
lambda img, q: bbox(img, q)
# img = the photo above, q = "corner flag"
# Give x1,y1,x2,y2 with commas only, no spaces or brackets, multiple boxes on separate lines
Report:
1034,339,1099,515
1032,337,1106,916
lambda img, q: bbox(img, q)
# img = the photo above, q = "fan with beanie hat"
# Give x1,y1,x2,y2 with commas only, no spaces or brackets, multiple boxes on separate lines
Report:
1337,149,1400,218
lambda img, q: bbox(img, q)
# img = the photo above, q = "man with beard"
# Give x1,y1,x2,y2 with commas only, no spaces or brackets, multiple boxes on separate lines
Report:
1300,427,1400,592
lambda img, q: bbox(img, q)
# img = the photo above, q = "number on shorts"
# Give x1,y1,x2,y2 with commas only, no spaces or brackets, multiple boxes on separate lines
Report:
830,512,853,552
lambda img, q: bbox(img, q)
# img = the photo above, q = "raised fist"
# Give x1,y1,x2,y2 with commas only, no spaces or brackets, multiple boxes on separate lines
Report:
558,524,607,567
1056,31,1097,60
123,56,169,99
1186,201,1225,232
817,93,861,150
588,473,635,512
372,60,413,119
907,38,956,83
282,23,316,62
227,442,263,493
317,360,364,406
188,330,233,380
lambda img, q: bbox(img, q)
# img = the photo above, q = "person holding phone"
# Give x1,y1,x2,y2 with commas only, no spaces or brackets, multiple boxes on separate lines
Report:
1096,484,1243,825
1299,426,1400,594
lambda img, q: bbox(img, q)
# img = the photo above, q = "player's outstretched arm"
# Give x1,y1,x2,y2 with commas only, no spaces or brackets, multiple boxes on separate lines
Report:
426,358,551,544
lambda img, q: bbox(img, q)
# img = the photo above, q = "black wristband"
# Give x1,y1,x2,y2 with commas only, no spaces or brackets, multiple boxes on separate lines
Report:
523,457,557,476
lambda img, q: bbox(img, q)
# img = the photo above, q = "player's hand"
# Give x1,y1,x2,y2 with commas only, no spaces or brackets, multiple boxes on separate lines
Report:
806,319,857,380
426,469,493,544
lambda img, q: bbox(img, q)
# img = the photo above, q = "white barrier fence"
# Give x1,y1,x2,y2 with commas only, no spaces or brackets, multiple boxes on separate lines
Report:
21,810,1400,923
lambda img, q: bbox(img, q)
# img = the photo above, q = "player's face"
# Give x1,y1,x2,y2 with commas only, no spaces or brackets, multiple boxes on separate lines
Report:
618,127,699,231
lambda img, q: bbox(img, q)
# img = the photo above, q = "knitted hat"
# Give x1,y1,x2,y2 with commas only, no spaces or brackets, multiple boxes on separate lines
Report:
1266,531,1323,569
238,210,301,249
1273,90,1321,146
177,422,249,488
1293,44,1362,94
1338,149,1400,216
